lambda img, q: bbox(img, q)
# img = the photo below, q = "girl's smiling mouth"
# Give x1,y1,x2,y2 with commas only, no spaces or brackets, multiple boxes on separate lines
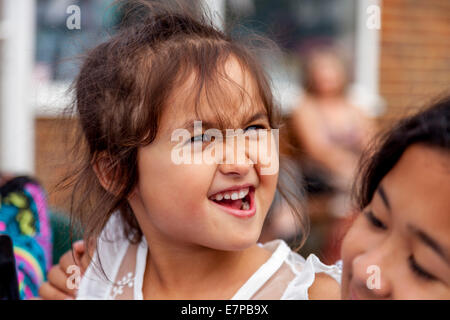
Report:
208,185,256,218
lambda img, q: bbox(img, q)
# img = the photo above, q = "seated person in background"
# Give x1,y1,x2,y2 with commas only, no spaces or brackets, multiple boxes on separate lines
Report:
289,48,377,263
290,48,375,204
0,175,52,299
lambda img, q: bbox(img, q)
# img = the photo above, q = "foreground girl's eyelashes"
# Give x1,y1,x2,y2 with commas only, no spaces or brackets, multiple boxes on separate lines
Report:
364,210,387,230
408,255,437,281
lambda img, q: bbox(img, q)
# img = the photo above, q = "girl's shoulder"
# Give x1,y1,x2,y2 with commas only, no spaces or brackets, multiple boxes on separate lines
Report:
78,217,342,300
76,212,132,299
284,242,342,299
233,239,342,300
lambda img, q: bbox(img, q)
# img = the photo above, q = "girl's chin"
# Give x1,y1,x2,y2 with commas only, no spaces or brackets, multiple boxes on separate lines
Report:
209,233,261,251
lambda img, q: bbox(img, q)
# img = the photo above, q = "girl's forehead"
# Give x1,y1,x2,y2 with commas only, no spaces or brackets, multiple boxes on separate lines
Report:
380,145,450,242
162,99,268,135
160,58,269,133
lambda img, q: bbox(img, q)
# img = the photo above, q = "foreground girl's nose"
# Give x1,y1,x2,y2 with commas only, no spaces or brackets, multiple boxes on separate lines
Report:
351,250,392,299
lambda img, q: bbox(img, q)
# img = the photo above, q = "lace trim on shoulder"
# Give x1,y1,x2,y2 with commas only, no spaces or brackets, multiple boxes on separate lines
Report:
281,253,342,300
231,239,291,300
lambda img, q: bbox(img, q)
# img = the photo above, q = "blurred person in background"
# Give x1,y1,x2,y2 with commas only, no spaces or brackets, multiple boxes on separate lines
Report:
289,48,376,262
292,48,375,200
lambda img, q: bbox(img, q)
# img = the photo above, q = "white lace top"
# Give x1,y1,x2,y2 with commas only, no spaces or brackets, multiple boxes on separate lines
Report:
76,213,342,300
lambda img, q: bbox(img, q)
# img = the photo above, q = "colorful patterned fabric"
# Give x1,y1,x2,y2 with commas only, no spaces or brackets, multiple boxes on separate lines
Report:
0,176,52,299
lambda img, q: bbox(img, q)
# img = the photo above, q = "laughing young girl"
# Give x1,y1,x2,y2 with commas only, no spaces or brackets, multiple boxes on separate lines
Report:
55,2,341,300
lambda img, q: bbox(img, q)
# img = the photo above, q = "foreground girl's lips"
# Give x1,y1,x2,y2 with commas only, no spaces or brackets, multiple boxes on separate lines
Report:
209,186,256,218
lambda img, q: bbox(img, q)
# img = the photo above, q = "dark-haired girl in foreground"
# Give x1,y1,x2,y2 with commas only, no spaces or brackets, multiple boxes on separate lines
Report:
340,96,450,299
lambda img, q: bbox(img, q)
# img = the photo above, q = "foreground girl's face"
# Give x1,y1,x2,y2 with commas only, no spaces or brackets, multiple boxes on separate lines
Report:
129,57,279,251
341,144,450,299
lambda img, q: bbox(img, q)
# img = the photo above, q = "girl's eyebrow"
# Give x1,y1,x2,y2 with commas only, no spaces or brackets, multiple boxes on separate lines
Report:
178,112,269,131
179,119,216,131
408,225,450,267
377,185,449,266
244,112,269,124
377,185,391,212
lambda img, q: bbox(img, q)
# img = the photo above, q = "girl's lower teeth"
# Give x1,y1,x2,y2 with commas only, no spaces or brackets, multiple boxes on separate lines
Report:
241,200,250,210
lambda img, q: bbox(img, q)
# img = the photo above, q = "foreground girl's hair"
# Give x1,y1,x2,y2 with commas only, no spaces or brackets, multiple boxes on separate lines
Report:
353,94,450,209
59,0,308,263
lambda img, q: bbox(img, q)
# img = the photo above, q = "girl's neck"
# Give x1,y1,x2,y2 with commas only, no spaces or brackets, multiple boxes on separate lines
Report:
141,239,272,299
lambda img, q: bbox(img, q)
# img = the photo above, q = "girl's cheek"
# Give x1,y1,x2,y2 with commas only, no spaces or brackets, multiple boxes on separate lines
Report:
341,216,365,258
341,216,379,275
249,134,278,197
249,131,279,178
258,170,278,203
340,216,370,298
341,225,358,274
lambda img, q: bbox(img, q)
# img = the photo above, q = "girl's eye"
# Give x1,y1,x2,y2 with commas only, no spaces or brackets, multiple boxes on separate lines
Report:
364,210,387,230
409,255,437,281
190,133,213,143
244,124,266,132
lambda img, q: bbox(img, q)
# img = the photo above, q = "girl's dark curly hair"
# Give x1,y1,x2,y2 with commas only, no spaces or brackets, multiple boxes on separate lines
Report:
354,94,450,210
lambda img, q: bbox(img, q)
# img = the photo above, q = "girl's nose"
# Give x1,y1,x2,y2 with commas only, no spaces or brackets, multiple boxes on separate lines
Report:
217,135,253,177
218,162,251,177
350,246,393,299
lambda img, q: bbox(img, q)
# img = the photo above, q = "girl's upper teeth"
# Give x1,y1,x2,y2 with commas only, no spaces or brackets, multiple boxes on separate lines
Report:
213,187,249,201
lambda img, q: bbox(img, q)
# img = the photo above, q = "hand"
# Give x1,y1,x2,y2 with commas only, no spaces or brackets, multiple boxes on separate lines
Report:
38,240,91,300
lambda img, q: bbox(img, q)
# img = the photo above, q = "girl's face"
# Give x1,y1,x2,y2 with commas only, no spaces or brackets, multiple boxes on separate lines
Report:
309,53,345,96
341,144,450,299
128,57,279,251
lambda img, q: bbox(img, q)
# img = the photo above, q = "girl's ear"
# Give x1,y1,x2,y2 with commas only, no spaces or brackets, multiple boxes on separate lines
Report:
92,152,117,195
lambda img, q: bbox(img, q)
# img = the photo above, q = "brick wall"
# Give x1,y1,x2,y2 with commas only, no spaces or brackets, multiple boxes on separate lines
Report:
35,118,77,212
380,0,450,119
